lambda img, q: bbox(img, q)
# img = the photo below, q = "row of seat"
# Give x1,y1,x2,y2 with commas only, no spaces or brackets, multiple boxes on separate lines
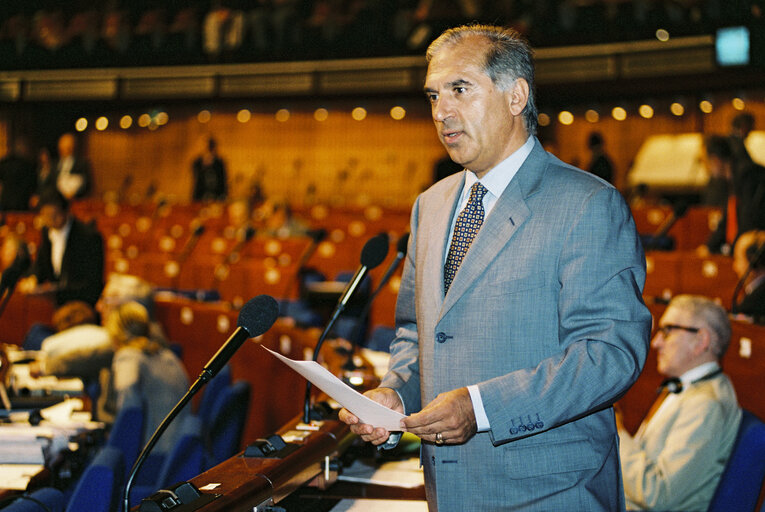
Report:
2,363,251,512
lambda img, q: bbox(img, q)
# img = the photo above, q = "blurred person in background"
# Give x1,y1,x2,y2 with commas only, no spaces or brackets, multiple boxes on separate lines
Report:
18,189,104,307
732,230,765,322
703,136,765,255
0,135,37,211
54,132,92,200
618,295,741,512
191,136,228,202
100,301,189,455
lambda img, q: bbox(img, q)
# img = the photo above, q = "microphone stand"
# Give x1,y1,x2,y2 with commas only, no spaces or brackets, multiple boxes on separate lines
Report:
342,233,409,370
302,233,389,424
280,229,326,317
169,222,205,290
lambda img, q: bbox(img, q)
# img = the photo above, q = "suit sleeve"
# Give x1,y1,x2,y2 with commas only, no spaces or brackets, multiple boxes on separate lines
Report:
380,197,422,413
478,186,652,445
56,224,104,306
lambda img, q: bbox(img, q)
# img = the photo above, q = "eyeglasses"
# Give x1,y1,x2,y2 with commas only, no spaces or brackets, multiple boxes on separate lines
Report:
657,324,700,337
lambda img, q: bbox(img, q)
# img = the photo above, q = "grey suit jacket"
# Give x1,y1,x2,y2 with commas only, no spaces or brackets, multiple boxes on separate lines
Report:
619,374,741,511
380,139,652,510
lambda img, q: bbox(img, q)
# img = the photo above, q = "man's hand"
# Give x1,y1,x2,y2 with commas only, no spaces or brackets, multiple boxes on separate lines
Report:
338,387,404,446
403,387,477,445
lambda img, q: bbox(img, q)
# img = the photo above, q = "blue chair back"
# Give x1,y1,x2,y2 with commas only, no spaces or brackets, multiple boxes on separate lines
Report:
196,363,231,422
206,380,251,467
129,415,206,508
708,409,765,512
366,325,396,352
66,446,124,512
106,386,145,477
2,487,66,512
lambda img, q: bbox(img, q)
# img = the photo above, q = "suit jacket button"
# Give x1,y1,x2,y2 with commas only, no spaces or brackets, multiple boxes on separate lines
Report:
535,422,544,429
526,423,535,431
436,332,447,343
510,428,518,435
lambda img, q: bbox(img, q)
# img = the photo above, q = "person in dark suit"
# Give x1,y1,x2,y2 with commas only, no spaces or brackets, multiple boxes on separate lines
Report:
18,190,104,307
0,136,37,211
732,230,765,322
704,136,765,255
191,136,228,201
54,132,92,200
340,24,650,510
586,131,615,184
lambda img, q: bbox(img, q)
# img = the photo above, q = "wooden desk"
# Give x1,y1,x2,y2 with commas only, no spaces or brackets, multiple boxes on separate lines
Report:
131,415,354,512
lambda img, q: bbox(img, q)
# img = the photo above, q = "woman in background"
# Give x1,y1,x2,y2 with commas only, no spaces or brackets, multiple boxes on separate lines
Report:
101,301,190,455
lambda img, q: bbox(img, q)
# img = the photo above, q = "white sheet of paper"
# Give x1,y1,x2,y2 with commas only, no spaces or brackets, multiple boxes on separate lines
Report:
262,346,406,431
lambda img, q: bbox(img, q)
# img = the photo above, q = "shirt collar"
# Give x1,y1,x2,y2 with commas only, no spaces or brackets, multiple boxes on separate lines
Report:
679,361,721,387
49,218,73,240
468,136,535,199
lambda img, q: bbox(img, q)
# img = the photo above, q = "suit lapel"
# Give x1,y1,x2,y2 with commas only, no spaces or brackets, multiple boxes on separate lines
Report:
423,174,465,313
439,142,548,319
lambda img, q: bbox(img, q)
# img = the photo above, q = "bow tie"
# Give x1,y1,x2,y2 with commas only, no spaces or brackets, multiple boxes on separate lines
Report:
660,377,683,394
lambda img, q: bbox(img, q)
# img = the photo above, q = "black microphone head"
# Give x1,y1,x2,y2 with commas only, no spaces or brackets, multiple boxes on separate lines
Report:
361,233,389,269
396,232,410,255
238,294,279,337
242,224,256,242
673,201,689,218
308,228,327,243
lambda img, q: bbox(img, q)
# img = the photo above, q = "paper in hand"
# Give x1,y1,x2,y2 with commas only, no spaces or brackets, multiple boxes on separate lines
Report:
262,346,406,431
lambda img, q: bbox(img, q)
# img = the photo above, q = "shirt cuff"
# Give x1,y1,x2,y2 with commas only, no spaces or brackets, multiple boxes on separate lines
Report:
467,385,490,432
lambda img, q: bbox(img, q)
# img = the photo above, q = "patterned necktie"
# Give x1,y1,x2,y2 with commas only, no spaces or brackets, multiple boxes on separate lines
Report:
444,182,488,293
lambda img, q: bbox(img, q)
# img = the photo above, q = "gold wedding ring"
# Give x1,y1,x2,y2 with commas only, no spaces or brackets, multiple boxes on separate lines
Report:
435,432,444,445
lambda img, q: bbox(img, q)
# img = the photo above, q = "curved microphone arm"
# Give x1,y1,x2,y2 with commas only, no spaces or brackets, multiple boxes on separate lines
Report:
122,383,200,511
302,233,389,424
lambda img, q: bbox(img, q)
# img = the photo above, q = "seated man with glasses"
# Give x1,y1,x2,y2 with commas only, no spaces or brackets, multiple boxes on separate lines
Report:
617,294,742,511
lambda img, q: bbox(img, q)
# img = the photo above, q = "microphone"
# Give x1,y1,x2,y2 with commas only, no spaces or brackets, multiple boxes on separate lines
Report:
196,294,280,383
642,202,688,251
280,228,327,316
223,224,256,265
344,232,409,356
123,295,279,512
334,233,389,312
166,222,205,288
178,222,206,264
302,233,389,423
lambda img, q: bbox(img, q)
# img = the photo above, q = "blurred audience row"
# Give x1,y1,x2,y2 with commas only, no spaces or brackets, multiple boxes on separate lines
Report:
0,0,761,70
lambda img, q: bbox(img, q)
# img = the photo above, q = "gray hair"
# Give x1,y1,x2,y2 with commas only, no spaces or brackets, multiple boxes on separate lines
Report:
669,294,731,359
426,24,538,136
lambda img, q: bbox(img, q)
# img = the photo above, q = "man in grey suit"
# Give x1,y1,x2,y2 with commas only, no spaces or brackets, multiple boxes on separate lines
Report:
618,295,741,511
339,24,652,510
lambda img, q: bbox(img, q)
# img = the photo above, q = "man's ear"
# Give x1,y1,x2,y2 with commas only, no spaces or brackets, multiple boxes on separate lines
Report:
695,328,713,356
507,78,529,117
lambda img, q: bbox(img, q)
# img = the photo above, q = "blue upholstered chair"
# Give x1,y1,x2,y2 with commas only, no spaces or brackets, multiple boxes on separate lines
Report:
195,363,231,423
106,386,145,478
366,325,396,352
708,409,765,512
129,415,206,508
65,446,125,512
205,380,251,467
1,487,66,512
